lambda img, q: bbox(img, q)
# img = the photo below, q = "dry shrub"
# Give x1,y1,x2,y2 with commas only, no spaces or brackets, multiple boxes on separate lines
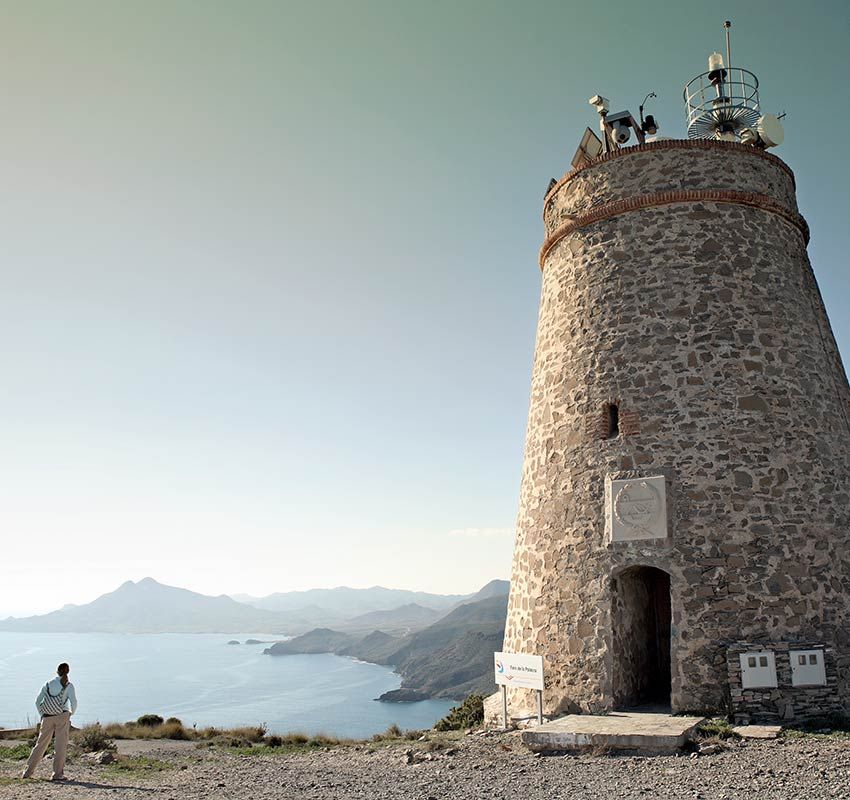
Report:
225,725,267,744
371,724,403,742
73,724,116,753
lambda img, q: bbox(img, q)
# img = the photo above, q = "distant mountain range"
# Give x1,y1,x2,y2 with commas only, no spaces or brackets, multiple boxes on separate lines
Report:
0,577,511,700
0,578,293,634
264,580,510,700
232,586,467,617
0,577,507,637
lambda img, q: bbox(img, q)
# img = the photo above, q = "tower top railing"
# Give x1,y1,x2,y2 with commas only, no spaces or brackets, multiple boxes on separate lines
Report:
684,67,760,140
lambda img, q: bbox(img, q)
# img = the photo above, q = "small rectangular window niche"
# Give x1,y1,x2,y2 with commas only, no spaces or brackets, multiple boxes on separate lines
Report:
607,403,620,438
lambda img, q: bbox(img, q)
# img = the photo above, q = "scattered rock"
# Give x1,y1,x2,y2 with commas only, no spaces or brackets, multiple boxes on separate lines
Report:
87,750,115,765
4,726,847,800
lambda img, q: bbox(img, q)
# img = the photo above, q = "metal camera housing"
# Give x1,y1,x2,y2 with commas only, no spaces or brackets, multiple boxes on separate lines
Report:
610,121,631,144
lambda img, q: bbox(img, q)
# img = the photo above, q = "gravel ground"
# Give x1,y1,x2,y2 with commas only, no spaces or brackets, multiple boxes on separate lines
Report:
2,731,850,800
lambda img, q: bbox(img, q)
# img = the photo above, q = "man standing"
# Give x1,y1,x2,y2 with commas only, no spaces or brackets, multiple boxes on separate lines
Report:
22,662,78,781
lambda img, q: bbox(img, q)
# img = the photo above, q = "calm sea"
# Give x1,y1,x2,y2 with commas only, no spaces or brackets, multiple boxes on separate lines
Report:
0,633,455,738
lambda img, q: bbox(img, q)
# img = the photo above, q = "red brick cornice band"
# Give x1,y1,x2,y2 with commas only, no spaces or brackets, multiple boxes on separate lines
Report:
539,189,810,269
543,139,796,213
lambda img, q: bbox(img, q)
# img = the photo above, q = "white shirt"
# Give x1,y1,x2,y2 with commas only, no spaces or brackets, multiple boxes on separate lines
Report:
35,677,78,716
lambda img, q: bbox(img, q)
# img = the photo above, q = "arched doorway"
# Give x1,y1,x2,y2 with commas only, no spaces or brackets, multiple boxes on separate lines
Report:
611,566,671,709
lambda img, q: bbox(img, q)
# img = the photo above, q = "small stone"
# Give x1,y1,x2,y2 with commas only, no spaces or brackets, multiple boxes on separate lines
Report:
87,750,115,765
737,394,768,412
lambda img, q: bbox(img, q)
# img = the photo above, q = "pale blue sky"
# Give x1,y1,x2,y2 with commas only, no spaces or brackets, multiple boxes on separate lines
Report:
2,1,848,615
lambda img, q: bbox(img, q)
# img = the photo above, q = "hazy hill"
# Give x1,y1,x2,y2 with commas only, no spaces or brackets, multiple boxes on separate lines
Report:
263,628,354,655
383,593,509,698
336,603,443,635
264,581,510,699
463,579,510,603
0,578,292,634
233,586,468,617
0,578,508,645
337,630,402,663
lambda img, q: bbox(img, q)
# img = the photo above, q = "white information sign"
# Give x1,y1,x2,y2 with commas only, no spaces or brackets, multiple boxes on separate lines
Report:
494,651,544,691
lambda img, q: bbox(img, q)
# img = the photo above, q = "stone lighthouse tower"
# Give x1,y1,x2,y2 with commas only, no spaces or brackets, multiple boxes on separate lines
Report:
501,35,850,723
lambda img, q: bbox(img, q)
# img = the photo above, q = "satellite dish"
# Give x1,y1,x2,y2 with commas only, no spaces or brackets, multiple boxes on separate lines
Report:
571,127,604,169
757,114,784,148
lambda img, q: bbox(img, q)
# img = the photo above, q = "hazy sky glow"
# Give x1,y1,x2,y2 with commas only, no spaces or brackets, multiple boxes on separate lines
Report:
2,1,849,616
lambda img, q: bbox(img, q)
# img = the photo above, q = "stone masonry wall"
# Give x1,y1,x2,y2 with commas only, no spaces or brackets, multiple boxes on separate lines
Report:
502,140,850,720
726,642,842,724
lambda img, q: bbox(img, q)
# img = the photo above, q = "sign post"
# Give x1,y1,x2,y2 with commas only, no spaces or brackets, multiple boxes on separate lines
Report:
494,651,545,729
501,685,508,731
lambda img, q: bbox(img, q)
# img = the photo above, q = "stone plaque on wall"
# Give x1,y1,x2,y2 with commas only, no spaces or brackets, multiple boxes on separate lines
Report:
607,475,667,542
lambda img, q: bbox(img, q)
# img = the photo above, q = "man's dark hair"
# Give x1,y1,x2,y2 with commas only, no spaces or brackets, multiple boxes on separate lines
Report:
57,663,69,675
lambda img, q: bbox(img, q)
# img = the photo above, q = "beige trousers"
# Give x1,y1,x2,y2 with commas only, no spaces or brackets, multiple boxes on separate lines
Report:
23,711,71,779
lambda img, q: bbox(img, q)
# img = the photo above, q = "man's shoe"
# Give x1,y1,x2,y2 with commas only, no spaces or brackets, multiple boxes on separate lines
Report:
51,775,69,782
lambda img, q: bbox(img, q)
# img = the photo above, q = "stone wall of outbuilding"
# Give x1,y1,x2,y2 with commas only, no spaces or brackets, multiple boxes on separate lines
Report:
726,642,842,724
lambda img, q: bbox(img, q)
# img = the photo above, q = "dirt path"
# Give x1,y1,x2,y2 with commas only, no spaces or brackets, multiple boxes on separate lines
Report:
3,732,849,799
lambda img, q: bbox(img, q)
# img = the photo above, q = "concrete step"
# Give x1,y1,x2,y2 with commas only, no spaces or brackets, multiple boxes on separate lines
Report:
521,711,705,755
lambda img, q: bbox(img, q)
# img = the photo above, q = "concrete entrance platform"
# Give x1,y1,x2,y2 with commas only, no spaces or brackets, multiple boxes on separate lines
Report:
521,712,705,755
732,724,782,739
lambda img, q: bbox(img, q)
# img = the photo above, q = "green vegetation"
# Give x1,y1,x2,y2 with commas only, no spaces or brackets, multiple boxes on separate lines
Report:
104,755,172,774
696,718,739,740
782,714,850,740
223,725,425,757
90,717,269,745
227,733,347,756
102,720,191,741
0,743,30,761
434,694,484,731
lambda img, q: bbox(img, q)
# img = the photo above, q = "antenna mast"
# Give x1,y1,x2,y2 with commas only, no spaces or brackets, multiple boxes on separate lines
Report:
724,20,732,70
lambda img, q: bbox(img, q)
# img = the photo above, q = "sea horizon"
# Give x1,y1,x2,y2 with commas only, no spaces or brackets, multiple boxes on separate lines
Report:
0,632,455,737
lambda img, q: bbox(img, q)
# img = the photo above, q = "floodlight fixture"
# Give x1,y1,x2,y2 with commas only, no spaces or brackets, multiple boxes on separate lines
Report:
639,92,659,136
588,95,610,114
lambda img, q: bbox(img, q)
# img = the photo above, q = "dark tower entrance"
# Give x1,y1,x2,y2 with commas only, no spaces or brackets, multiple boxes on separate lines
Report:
611,566,671,709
